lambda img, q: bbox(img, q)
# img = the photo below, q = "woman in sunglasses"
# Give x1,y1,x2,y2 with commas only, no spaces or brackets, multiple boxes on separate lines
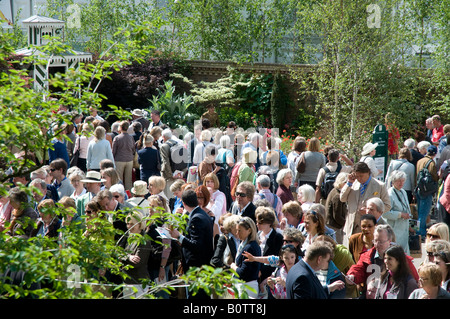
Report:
425,222,449,244
230,217,261,299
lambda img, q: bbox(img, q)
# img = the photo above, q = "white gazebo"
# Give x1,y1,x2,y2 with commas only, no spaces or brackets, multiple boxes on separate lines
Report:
15,15,92,91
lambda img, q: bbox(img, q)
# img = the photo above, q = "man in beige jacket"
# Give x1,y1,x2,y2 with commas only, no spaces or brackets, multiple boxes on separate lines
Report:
340,162,391,247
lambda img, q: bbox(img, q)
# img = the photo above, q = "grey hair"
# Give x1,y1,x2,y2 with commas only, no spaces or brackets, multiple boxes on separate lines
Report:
109,183,126,197
256,174,271,188
367,197,385,213
276,168,292,185
375,224,396,241
417,141,430,151
297,183,315,203
220,135,231,148
30,178,47,190
389,170,406,185
404,138,416,149
200,130,212,142
162,128,173,139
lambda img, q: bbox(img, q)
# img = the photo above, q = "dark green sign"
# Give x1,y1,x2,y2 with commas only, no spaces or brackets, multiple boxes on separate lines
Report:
372,124,388,182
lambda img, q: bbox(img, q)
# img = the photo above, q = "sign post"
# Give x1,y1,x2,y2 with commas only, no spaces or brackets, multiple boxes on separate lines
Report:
372,124,388,182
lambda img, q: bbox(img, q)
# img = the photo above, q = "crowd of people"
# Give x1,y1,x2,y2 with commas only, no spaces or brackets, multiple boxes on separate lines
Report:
1,105,450,300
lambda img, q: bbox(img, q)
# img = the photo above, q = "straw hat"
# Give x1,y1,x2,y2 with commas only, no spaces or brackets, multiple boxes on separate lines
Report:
132,109,144,117
80,171,106,183
361,142,379,156
131,180,149,196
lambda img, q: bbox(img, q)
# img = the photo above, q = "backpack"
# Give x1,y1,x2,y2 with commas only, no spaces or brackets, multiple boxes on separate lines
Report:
415,159,438,197
258,192,279,218
320,162,342,199
440,159,450,182
166,140,189,172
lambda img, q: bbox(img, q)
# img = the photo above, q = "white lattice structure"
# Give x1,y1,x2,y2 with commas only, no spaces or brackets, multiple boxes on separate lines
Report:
15,14,92,92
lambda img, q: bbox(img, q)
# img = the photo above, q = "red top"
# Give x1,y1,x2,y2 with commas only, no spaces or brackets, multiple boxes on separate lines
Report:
432,125,444,144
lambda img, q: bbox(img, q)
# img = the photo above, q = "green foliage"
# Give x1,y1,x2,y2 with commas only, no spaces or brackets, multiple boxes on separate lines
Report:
181,265,249,299
288,108,317,139
148,80,196,130
186,68,276,129
270,73,288,129
234,72,274,115
218,107,268,130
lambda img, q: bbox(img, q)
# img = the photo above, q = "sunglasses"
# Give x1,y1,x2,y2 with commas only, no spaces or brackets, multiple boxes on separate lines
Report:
235,192,247,197
85,210,92,214
426,233,440,239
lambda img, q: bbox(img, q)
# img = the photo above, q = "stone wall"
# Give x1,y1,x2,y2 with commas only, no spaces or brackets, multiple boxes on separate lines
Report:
185,60,317,130
187,59,314,84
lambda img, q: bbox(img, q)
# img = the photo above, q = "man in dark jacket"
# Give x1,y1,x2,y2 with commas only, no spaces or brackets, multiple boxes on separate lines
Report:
286,241,345,299
230,181,257,224
169,189,214,299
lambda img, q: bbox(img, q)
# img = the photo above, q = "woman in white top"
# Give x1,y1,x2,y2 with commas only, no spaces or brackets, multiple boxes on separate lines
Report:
360,142,382,178
73,123,94,172
69,170,87,200
301,210,325,253
203,173,227,224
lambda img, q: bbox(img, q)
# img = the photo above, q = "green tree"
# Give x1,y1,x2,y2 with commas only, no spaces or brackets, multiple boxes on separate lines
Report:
289,0,428,157
270,73,288,129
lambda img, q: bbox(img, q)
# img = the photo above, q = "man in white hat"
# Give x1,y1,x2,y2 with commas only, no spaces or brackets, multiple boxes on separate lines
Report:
131,109,150,132
75,171,105,216
360,142,382,178
126,180,150,216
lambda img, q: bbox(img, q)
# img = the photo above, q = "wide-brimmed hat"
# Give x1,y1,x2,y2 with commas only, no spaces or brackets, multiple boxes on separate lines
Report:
242,148,258,164
132,109,144,117
131,180,149,196
80,171,106,183
361,142,379,156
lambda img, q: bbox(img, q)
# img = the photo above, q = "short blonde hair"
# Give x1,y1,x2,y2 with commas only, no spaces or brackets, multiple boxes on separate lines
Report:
93,126,106,141
419,264,442,287
281,201,303,219
222,214,241,233
238,217,259,243
148,176,166,193
127,211,147,231
170,179,185,193
427,222,450,242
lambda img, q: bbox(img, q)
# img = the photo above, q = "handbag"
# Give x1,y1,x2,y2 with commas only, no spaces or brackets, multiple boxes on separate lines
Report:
296,152,306,174
70,137,80,167
133,149,139,169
